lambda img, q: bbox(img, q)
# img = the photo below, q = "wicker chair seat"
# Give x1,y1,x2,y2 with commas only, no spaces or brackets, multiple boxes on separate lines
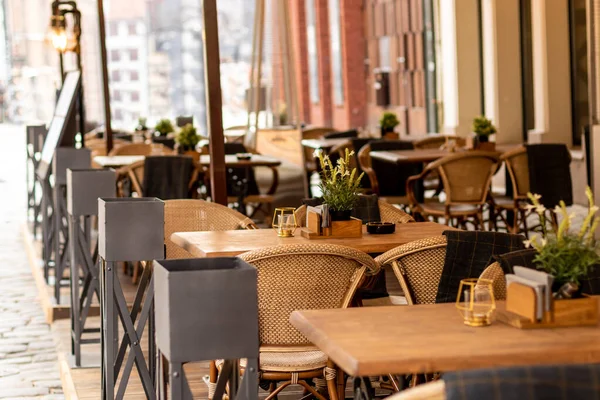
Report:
419,201,480,216
259,350,328,372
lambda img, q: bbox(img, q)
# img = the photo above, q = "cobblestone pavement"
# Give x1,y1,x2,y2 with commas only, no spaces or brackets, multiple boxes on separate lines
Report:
0,124,64,398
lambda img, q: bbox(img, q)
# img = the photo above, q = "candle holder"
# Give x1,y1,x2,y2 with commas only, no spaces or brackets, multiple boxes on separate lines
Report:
455,278,496,327
272,207,297,237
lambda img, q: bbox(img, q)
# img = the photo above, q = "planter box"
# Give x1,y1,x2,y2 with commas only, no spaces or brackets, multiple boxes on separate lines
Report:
67,169,116,217
98,198,164,262
154,257,259,363
53,148,91,185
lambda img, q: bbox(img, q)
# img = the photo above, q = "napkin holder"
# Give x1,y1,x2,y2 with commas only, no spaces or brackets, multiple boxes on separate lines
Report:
497,282,598,329
300,210,362,239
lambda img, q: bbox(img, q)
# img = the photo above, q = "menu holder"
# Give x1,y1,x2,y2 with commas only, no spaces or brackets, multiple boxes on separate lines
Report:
300,210,362,239
497,282,599,329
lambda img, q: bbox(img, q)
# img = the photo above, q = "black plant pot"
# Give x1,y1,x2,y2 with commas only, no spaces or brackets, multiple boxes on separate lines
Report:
478,134,489,143
331,209,352,221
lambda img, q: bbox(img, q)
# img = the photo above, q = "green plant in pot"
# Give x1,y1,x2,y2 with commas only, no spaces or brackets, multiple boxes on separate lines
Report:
154,118,174,137
315,148,364,221
380,112,400,137
175,123,200,153
525,188,600,297
135,117,148,132
472,115,496,143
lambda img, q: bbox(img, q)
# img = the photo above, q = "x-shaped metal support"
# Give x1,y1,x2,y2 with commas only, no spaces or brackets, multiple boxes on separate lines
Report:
69,213,100,367
353,377,375,400
54,183,71,304
100,259,156,400
41,177,56,283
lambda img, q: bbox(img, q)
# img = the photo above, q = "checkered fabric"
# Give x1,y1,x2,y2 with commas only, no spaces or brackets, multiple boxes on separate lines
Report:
493,248,537,274
444,364,600,400
435,231,525,303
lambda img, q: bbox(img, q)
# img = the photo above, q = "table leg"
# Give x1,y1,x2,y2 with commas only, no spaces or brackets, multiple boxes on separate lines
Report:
353,377,375,400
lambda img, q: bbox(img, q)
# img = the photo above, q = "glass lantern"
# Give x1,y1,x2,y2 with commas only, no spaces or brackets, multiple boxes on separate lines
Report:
455,278,496,327
272,207,297,237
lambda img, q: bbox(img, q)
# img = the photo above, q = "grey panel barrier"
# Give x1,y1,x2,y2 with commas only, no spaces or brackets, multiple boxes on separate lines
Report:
66,169,116,367
154,257,259,400
51,148,91,302
98,197,164,400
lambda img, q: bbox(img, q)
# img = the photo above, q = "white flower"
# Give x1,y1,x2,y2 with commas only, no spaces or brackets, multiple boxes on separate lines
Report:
313,149,322,158
523,239,532,249
535,204,546,214
532,194,542,201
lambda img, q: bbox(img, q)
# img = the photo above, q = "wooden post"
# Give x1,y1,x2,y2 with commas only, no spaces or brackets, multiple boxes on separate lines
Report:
203,0,227,205
97,0,113,153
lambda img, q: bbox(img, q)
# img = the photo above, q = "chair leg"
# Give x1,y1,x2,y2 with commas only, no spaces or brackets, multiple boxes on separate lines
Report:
521,209,529,238
336,369,346,400
265,381,292,400
132,262,140,285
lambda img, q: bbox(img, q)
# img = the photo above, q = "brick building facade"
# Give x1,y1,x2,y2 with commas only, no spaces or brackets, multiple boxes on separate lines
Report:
277,0,429,134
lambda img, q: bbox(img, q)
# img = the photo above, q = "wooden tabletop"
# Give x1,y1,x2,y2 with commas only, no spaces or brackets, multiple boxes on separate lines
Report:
370,144,520,165
290,301,600,377
93,155,145,168
301,138,351,150
198,154,281,168
171,222,451,258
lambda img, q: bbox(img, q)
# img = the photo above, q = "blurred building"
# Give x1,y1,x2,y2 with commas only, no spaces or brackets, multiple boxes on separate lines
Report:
105,0,149,130
4,0,58,123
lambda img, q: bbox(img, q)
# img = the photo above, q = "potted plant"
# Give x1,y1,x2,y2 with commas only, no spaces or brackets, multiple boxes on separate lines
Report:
135,117,150,143
471,116,497,150
154,118,175,137
525,187,600,297
315,148,364,221
380,112,400,139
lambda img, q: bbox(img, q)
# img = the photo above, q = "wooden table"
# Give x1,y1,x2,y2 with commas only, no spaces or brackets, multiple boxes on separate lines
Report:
198,154,281,168
301,138,352,151
370,144,520,165
93,154,282,169
93,155,145,168
290,302,600,378
171,222,451,258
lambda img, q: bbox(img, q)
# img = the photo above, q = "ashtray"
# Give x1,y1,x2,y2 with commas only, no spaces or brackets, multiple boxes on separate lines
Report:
236,153,252,160
366,222,396,234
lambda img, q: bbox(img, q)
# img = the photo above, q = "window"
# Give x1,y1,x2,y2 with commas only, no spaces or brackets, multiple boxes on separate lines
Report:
306,0,320,103
114,109,123,120
378,37,390,69
113,90,121,101
329,0,344,105
130,71,139,81
109,21,119,36
110,50,120,62
111,70,120,82
128,22,137,35
131,91,140,102
129,49,138,61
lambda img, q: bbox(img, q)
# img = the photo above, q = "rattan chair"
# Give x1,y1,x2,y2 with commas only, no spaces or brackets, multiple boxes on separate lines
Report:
375,236,447,305
407,151,500,229
489,146,531,235
413,135,461,150
357,142,415,205
478,262,507,300
120,157,199,198
163,199,256,259
237,243,380,400
294,200,414,227
302,127,337,196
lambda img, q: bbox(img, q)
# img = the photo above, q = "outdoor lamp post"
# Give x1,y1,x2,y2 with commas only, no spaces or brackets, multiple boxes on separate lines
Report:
47,0,85,146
